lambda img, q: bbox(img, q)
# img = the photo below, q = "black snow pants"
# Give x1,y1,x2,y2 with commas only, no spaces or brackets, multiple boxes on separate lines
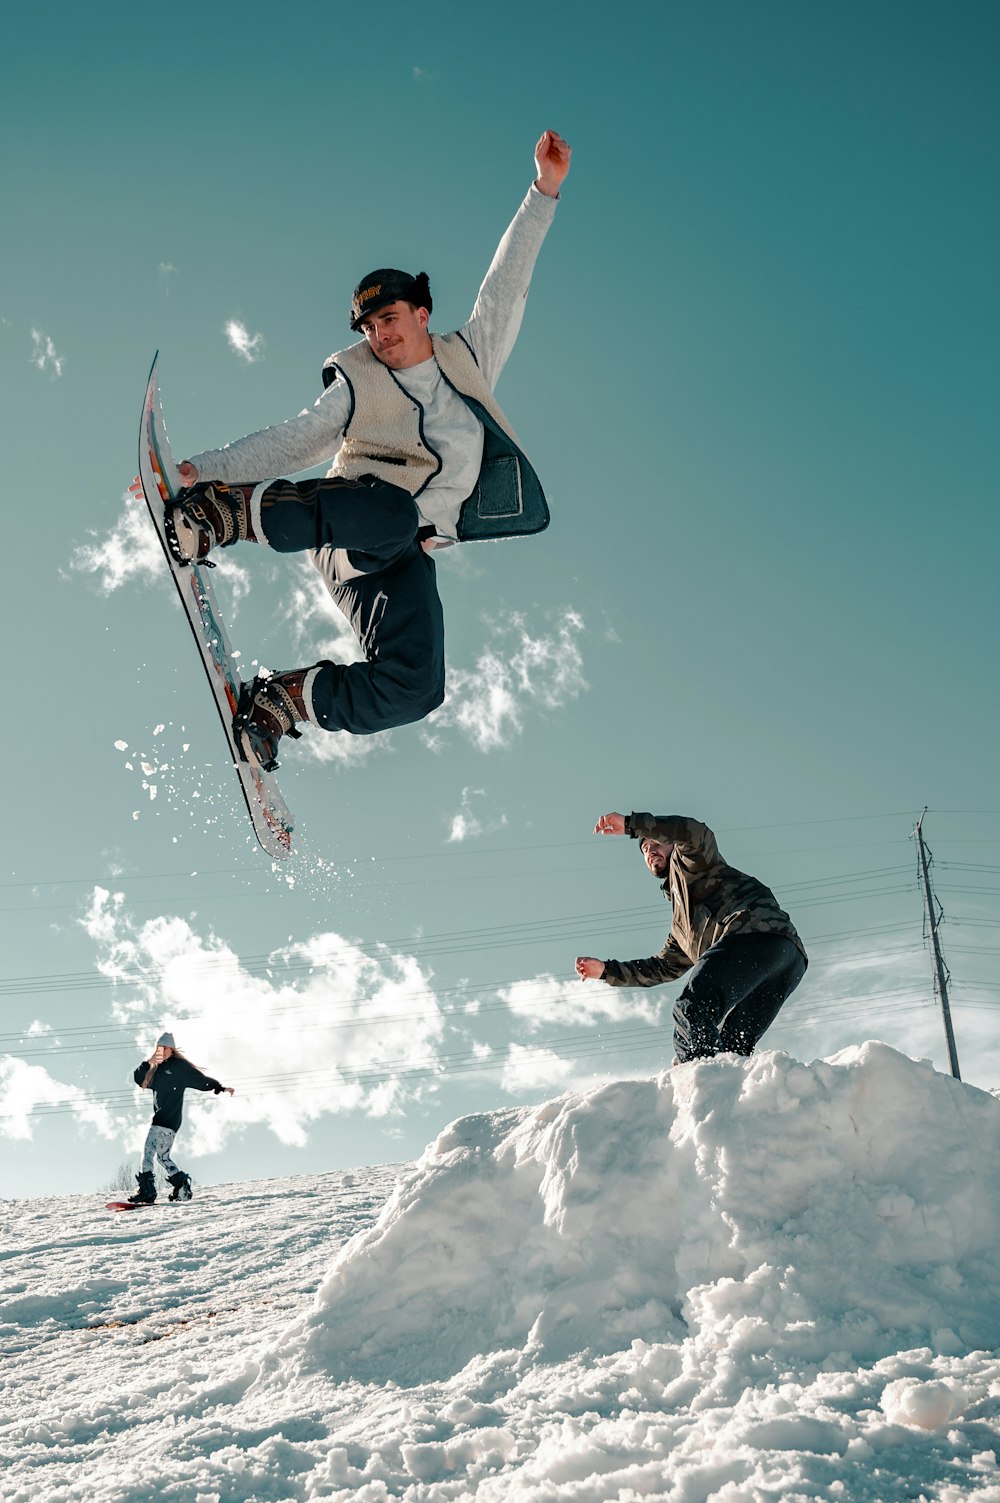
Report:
260,476,446,736
672,933,806,1064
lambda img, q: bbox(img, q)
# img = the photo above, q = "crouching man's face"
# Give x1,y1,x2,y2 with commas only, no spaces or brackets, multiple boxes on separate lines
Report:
641,838,674,878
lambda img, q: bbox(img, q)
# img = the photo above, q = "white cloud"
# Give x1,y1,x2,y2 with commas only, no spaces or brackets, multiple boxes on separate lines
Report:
69,514,587,768
0,1056,116,1143
225,319,264,363
499,974,661,1032
424,608,587,753
5,879,674,1149
69,491,164,592
298,721,391,768
274,588,587,768
264,565,386,767
500,1043,575,1094
158,263,178,293
77,889,447,1154
30,328,64,379
447,787,508,843
69,491,253,608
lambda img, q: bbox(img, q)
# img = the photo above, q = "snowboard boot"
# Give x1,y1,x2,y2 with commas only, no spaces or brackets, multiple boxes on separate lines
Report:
165,482,257,565
128,1170,157,1205
233,670,307,772
167,1171,193,1202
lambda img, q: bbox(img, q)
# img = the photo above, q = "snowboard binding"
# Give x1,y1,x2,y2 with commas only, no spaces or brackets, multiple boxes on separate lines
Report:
233,674,305,772
128,1170,157,1205
168,1172,193,1202
165,483,254,566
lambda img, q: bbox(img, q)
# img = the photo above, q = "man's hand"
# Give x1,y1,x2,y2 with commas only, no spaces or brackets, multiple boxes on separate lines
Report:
225,1086,235,1096
130,462,201,499
594,812,626,836
534,130,571,197
575,956,606,981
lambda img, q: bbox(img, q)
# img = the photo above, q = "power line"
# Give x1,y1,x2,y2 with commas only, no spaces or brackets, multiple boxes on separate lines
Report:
0,869,918,1001
11,805,1000,903
1,972,939,1063
1,822,994,1091
0,978,950,1126
0,1023,676,1123
0,811,933,890
0,854,925,916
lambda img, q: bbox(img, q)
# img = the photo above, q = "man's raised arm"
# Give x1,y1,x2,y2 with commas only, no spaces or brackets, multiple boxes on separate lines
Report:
463,129,571,388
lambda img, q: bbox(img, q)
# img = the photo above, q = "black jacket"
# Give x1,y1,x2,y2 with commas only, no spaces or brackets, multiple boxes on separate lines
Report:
133,1056,224,1132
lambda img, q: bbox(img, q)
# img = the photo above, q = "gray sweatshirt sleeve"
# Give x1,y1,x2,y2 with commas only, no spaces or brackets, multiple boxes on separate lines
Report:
461,184,558,392
186,378,353,485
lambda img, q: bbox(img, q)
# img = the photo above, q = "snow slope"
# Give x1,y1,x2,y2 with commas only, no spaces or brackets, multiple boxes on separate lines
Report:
4,1043,1000,1502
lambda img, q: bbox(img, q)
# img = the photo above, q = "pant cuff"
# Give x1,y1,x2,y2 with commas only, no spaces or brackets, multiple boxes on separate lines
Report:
302,665,323,726
250,482,273,547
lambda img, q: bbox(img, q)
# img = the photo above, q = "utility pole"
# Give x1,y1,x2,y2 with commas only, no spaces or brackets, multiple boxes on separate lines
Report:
913,809,961,1080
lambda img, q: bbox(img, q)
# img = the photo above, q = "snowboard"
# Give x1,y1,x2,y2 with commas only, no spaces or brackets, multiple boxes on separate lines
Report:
106,1197,191,1211
137,355,294,859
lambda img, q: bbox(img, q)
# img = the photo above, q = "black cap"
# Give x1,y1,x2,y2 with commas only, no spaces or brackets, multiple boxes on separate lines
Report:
350,269,432,330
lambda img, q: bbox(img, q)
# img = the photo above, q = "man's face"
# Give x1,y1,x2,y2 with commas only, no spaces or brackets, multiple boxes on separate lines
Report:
641,839,674,878
359,301,432,369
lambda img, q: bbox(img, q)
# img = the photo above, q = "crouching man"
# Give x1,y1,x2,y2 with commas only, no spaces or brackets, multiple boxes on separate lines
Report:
575,811,807,1063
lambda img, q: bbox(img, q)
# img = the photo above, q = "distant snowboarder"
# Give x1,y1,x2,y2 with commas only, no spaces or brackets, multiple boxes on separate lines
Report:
159,128,571,771
128,1033,234,1204
575,812,808,1062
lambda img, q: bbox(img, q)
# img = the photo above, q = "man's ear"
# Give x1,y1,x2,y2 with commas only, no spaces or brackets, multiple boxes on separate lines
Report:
417,306,430,331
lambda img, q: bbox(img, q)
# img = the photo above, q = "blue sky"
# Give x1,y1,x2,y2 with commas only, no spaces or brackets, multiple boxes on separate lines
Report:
2,1,998,1197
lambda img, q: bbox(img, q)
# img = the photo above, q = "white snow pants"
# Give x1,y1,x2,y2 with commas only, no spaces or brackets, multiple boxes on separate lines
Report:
141,1125,181,1177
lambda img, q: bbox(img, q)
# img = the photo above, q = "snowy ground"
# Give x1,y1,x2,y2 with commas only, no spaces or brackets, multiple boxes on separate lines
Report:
4,1042,1000,1503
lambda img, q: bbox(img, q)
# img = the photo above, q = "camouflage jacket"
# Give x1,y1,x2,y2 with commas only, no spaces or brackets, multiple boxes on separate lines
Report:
601,814,807,988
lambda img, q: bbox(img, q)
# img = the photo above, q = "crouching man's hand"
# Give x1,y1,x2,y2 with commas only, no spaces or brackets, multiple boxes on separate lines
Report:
594,812,626,836
575,956,606,981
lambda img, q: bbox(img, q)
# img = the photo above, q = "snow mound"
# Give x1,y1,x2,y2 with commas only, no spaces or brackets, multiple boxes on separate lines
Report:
278,1042,1000,1385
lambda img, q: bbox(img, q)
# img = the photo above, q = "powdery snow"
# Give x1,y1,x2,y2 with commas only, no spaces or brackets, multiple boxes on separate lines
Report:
4,1042,1000,1502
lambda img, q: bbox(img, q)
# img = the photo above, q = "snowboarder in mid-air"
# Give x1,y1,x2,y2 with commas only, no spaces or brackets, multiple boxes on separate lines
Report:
128,1033,234,1204
575,812,808,1063
161,129,571,772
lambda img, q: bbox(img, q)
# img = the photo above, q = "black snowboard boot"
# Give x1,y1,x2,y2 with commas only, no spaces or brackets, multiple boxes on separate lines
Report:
128,1170,157,1204
165,482,257,565
167,1171,193,1202
233,671,307,772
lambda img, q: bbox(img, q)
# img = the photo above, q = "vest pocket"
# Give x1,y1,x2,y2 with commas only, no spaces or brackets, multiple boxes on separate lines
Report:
474,455,523,519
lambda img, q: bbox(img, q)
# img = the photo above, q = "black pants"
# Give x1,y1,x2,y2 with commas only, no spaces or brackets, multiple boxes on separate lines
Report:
260,477,445,735
672,934,806,1064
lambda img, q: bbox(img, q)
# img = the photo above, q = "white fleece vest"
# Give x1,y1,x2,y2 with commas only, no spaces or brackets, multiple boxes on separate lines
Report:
321,334,548,544
325,334,513,493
